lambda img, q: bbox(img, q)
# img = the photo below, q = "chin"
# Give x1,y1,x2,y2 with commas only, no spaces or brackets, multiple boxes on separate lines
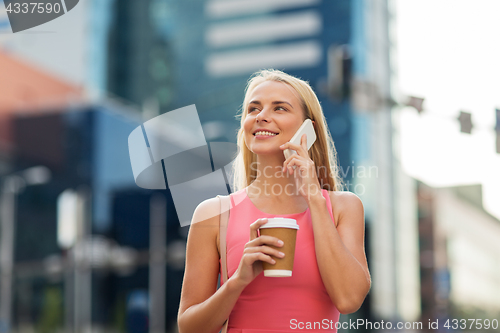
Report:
251,148,282,156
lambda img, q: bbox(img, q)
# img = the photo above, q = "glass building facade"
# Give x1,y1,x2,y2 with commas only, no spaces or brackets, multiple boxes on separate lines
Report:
5,0,397,331
106,0,354,174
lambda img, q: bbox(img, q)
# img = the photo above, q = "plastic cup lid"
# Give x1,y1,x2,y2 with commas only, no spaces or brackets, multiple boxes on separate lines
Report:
259,217,299,230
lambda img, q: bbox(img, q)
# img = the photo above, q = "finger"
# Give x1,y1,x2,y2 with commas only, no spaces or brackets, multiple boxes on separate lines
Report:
246,235,284,248
243,252,276,266
284,156,304,174
282,155,301,172
287,158,300,174
280,140,307,157
301,133,308,151
244,245,285,259
249,218,268,240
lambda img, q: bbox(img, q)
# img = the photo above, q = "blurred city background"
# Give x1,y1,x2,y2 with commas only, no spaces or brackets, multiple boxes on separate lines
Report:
0,0,499,332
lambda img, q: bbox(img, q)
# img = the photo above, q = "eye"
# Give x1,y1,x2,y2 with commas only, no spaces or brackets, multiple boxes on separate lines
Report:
275,106,287,111
248,107,260,113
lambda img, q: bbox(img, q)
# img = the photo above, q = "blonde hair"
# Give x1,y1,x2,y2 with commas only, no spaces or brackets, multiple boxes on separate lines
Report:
232,69,343,192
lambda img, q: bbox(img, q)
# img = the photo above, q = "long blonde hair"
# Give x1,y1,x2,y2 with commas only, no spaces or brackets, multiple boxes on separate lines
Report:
232,69,343,192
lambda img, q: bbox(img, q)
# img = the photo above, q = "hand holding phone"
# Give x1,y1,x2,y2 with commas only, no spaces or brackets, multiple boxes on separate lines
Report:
283,119,316,160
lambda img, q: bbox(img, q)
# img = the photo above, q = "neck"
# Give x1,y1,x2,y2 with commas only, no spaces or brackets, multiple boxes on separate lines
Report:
247,154,302,198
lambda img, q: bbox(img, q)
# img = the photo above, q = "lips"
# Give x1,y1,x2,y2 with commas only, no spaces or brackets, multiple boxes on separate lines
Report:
254,131,278,137
253,129,279,136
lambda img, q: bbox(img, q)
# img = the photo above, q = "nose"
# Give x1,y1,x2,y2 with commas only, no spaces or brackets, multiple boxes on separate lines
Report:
256,106,271,123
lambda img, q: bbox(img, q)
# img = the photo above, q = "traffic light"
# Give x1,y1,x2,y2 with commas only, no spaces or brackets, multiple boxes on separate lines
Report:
458,111,473,134
327,44,352,101
407,96,425,113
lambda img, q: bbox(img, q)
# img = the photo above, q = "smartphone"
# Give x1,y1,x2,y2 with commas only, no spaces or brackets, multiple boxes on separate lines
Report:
283,119,317,160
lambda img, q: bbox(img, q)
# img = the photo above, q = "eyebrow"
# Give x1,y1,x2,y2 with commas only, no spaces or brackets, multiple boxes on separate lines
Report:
248,100,294,109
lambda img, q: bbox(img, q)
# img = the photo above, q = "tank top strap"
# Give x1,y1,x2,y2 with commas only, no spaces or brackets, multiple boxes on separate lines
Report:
321,189,335,225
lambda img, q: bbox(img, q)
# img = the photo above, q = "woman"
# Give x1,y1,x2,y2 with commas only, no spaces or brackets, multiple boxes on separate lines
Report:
178,70,370,333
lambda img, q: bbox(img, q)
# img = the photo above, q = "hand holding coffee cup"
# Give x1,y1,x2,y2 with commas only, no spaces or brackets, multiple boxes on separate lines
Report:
233,218,287,287
259,218,299,277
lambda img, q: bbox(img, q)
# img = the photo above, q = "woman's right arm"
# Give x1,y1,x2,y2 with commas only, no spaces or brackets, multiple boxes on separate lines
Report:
177,197,245,333
178,198,285,333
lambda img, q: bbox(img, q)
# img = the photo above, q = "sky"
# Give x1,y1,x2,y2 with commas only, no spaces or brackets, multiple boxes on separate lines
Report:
395,0,500,219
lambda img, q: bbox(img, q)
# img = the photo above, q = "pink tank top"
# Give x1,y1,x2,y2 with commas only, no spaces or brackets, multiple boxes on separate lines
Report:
222,187,340,333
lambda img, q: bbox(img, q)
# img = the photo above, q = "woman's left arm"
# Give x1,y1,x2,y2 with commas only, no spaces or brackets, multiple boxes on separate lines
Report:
308,191,371,314
280,134,371,314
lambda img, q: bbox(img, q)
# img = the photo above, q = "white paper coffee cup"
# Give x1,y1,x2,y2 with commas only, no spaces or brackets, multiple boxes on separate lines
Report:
259,218,299,277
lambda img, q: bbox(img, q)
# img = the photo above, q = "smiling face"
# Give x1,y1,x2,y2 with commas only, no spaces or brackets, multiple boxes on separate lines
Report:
243,80,306,156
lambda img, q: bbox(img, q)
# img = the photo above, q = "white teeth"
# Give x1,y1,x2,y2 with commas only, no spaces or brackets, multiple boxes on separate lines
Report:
254,131,277,136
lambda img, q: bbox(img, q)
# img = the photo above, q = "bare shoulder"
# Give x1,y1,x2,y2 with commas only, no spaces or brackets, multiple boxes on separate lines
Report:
190,197,222,227
189,196,222,253
326,190,364,226
327,190,363,209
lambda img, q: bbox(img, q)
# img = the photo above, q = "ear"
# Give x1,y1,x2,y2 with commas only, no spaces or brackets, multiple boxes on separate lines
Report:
312,120,316,128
